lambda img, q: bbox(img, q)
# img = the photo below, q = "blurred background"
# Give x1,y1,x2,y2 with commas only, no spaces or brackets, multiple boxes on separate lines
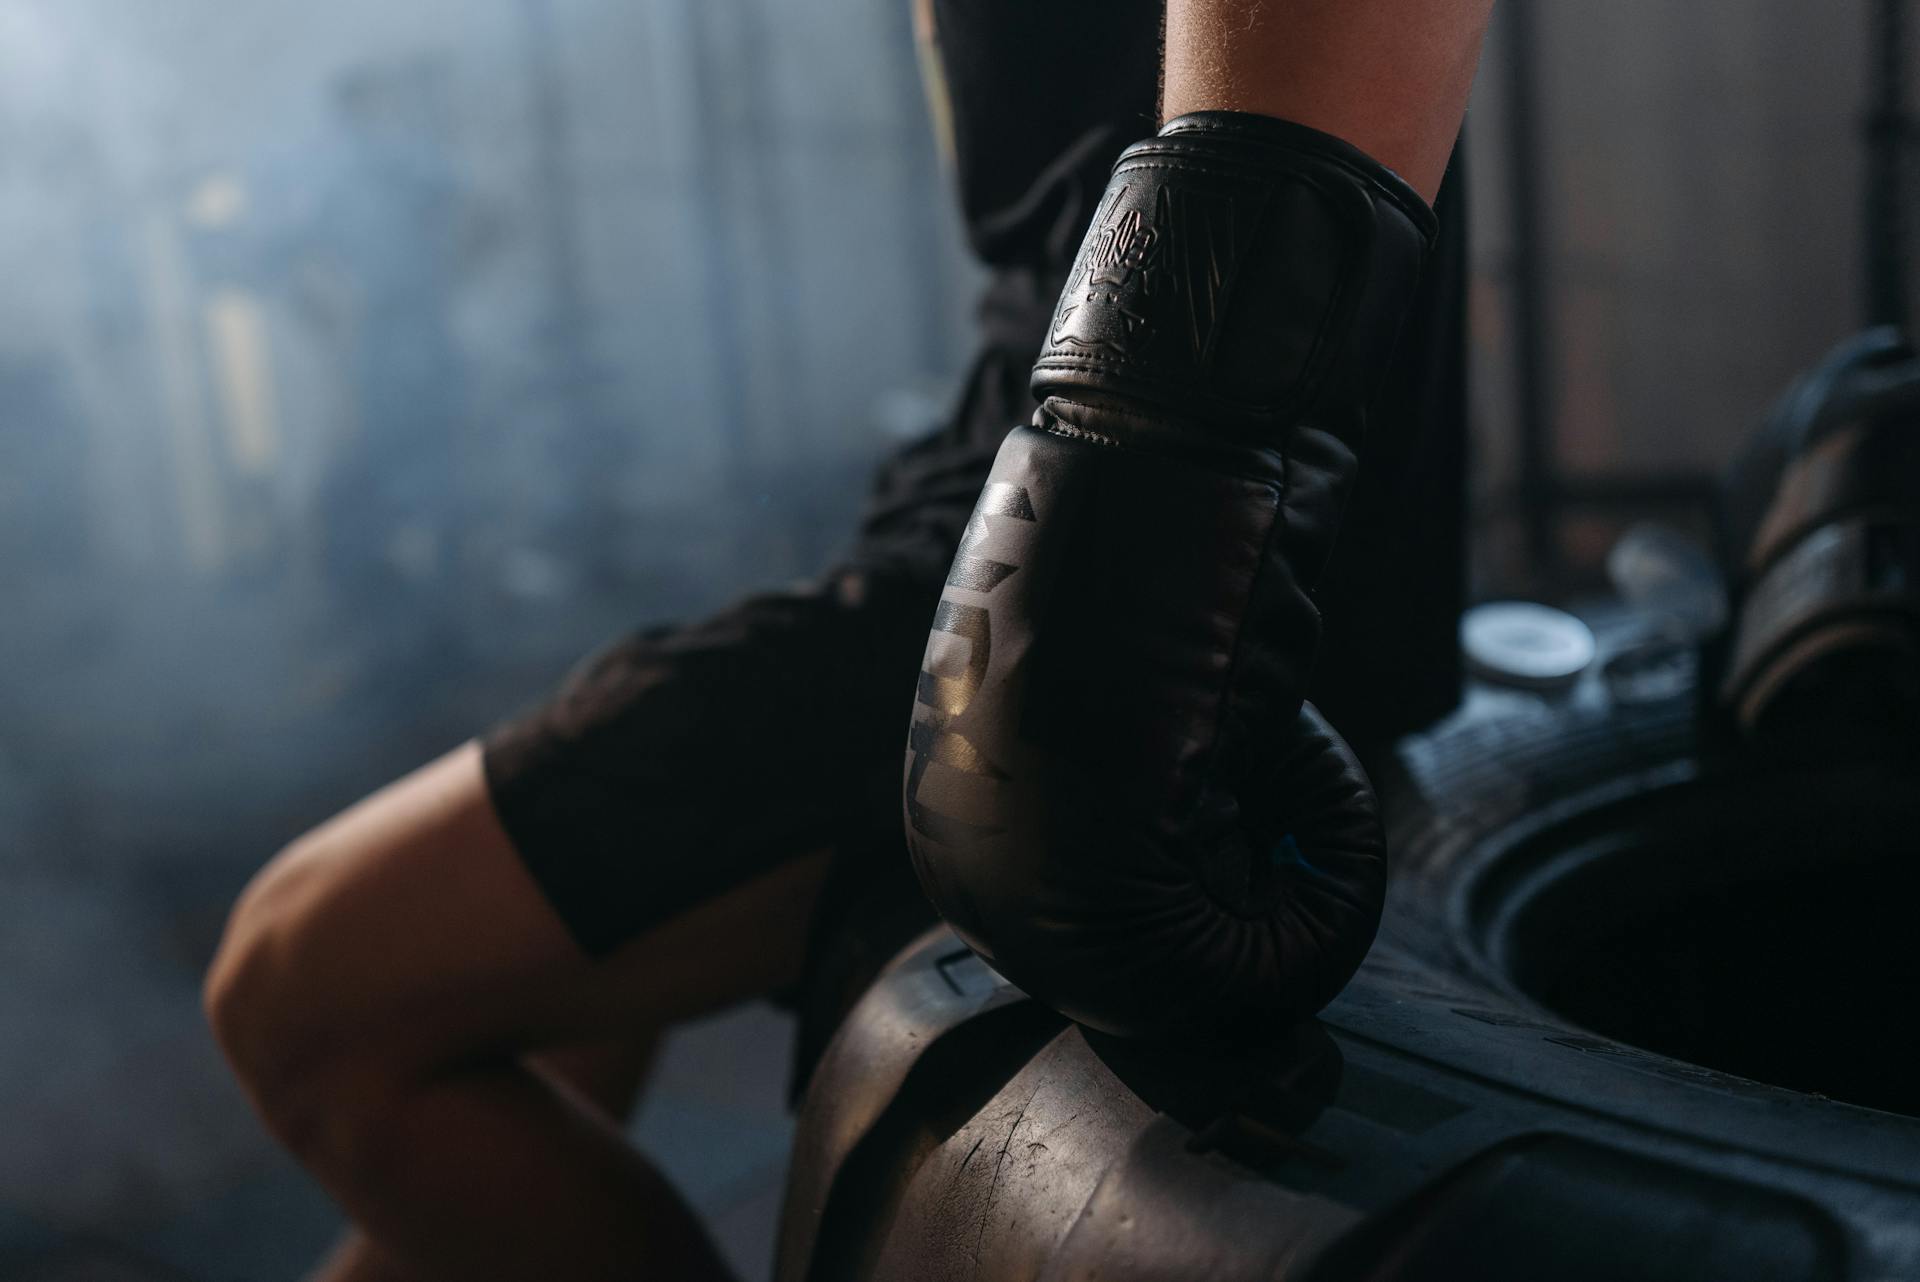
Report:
0,0,1906,1278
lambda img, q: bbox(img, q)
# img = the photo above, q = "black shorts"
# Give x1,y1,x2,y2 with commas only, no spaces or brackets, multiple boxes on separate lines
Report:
479,343,1033,1019
480,562,946,960
478,380,1017,1087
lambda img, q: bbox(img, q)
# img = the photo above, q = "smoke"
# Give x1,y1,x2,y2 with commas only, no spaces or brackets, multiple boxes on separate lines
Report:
0,0,977,876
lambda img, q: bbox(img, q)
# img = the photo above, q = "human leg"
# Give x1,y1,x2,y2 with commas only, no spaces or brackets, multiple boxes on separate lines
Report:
206,741,827,1280
206,569,941,1280
303,1028,668,1281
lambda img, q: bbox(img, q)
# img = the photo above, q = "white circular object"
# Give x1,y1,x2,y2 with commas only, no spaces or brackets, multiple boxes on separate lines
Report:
1461,601,1597,689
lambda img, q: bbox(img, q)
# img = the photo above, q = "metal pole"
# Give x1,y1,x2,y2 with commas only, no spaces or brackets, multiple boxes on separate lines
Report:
520,0,596,430
1499,0,1561,581
1865,0,1911,329
518,0,627,580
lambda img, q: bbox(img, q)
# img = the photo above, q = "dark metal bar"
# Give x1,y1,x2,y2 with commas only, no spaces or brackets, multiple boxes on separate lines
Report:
520,0,598,427
1547,471,1721,510
1865,0,1911,329
1498,0,1562,580
1475,472,1722,536
518,0,626,575
679,0,757,483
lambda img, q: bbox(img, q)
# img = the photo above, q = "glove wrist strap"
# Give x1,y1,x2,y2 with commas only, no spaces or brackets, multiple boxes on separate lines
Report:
1031,110,1436,444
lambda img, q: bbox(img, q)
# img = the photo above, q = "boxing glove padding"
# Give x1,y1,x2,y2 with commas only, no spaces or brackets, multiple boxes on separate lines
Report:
904,425,1387,1038
904,114,1431,1040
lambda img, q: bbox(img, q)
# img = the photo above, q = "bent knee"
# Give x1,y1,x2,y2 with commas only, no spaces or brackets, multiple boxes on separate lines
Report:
203,839,387,1160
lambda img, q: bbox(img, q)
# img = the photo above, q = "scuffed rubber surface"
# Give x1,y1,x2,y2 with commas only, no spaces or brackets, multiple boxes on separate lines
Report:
782,624,1920,1281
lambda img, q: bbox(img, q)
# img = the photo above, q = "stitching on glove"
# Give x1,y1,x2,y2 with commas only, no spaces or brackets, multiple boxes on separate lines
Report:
1044,421,1122,448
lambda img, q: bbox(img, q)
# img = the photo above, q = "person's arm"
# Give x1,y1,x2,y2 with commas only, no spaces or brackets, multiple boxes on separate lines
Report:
903,1,1494,1041
1163,0,1494,199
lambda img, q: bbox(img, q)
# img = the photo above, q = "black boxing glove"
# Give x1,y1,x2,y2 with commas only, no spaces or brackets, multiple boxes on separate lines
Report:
901,113,1437,1041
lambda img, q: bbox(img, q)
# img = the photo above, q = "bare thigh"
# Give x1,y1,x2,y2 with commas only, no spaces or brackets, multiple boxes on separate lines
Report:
209,739,829,1126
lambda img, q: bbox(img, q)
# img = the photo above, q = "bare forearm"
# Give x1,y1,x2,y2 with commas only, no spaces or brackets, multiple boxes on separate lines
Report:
1162,0,1495,200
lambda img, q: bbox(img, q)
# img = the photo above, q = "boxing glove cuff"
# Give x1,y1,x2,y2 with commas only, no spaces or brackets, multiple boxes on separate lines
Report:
1032,111,1436,442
